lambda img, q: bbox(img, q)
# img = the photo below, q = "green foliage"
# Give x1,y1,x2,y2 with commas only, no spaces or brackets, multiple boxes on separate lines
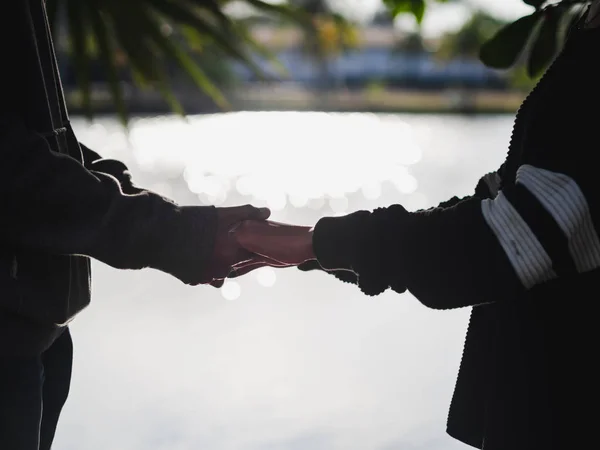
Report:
527,8,560,77
479,12,542,69
437,11,507,60
507,64,540,91
47,0,307,125
386,0,591,79
383,0,426,24
482,2,588,77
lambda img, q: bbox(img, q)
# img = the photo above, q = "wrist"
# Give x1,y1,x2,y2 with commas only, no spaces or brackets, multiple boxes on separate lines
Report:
312,211,370,270
305,229,316,262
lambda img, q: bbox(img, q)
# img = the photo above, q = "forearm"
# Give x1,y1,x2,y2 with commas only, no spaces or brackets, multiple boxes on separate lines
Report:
313,160,600,308
311,168,510,304
79,139,142,194
312,201,523,307
1,118,217,285
395,199,525,308
300,167,506,285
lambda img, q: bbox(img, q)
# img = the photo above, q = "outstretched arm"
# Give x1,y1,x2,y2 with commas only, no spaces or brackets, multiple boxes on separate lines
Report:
295,167,504,287
237,153,594,308
0,117,270,285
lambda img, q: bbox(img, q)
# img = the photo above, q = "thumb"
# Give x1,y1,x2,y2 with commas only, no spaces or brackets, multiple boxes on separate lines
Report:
210,279,225,288
222,205,271,226
253,206,271,220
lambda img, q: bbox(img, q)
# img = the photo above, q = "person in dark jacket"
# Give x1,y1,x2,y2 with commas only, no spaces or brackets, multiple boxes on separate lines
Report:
0,1,281,449
234,3,600,449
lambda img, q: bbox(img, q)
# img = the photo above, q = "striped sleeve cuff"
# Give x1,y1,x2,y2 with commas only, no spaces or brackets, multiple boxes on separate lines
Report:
482,192,556,288
517,165,600,272
481,164,600,289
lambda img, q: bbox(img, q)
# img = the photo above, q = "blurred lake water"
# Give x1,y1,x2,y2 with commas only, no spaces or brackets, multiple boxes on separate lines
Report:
56,112,514,450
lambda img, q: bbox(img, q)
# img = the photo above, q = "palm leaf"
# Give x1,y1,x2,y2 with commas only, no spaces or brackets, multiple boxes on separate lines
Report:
145,0,265,77
187,0,234,28
46,0,305,125
134,5,229,109
88,7,128,125
247,0,311,27
527,8,560,78
236,22,289,78
65,0,92,118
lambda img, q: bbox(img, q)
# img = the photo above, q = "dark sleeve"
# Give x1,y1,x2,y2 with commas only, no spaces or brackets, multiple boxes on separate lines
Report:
312,96,598,308
432,169,503,209
0,117,218,285
298,168,505,285
79,141,143,195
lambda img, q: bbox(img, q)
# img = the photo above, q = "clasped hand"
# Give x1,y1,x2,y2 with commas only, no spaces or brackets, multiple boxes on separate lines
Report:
208,205,315,287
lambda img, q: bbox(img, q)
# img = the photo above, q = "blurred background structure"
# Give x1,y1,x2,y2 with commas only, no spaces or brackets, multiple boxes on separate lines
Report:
43,0,587,448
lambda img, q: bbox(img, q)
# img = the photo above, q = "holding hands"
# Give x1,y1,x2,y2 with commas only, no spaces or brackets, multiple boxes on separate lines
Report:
206,208,320,287
233,220,316,266
206,206,293,287
209,206,366,289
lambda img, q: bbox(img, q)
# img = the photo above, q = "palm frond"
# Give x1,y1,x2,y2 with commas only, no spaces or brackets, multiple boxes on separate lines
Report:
88,7,128,124
46,0,305,125
64,0,92,117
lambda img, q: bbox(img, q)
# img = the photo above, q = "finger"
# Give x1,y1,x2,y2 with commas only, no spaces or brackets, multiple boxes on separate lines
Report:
223,205,271,226
254,206,271,220
209,259,237,282
228,263,262,278
228,261,286,279
233,220,314,265
233,255,291,270
232,248,255,267
210,279,225,288
228,255,292,279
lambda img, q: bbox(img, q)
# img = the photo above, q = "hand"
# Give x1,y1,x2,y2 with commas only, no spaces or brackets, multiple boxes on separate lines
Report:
233,220,316,266
208,206,291,287
298,259,359,285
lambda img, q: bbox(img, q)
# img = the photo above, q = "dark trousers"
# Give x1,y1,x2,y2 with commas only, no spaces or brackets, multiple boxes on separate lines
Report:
0,328,72,450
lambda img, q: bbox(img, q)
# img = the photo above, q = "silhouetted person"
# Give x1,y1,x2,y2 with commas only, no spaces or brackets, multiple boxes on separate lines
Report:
234,4,600,449
0,1,278,448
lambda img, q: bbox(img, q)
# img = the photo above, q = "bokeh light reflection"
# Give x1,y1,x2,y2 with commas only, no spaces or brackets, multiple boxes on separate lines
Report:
128,112,423,206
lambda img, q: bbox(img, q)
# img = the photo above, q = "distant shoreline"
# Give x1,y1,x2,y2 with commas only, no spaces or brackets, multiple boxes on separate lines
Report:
66,85,527,117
